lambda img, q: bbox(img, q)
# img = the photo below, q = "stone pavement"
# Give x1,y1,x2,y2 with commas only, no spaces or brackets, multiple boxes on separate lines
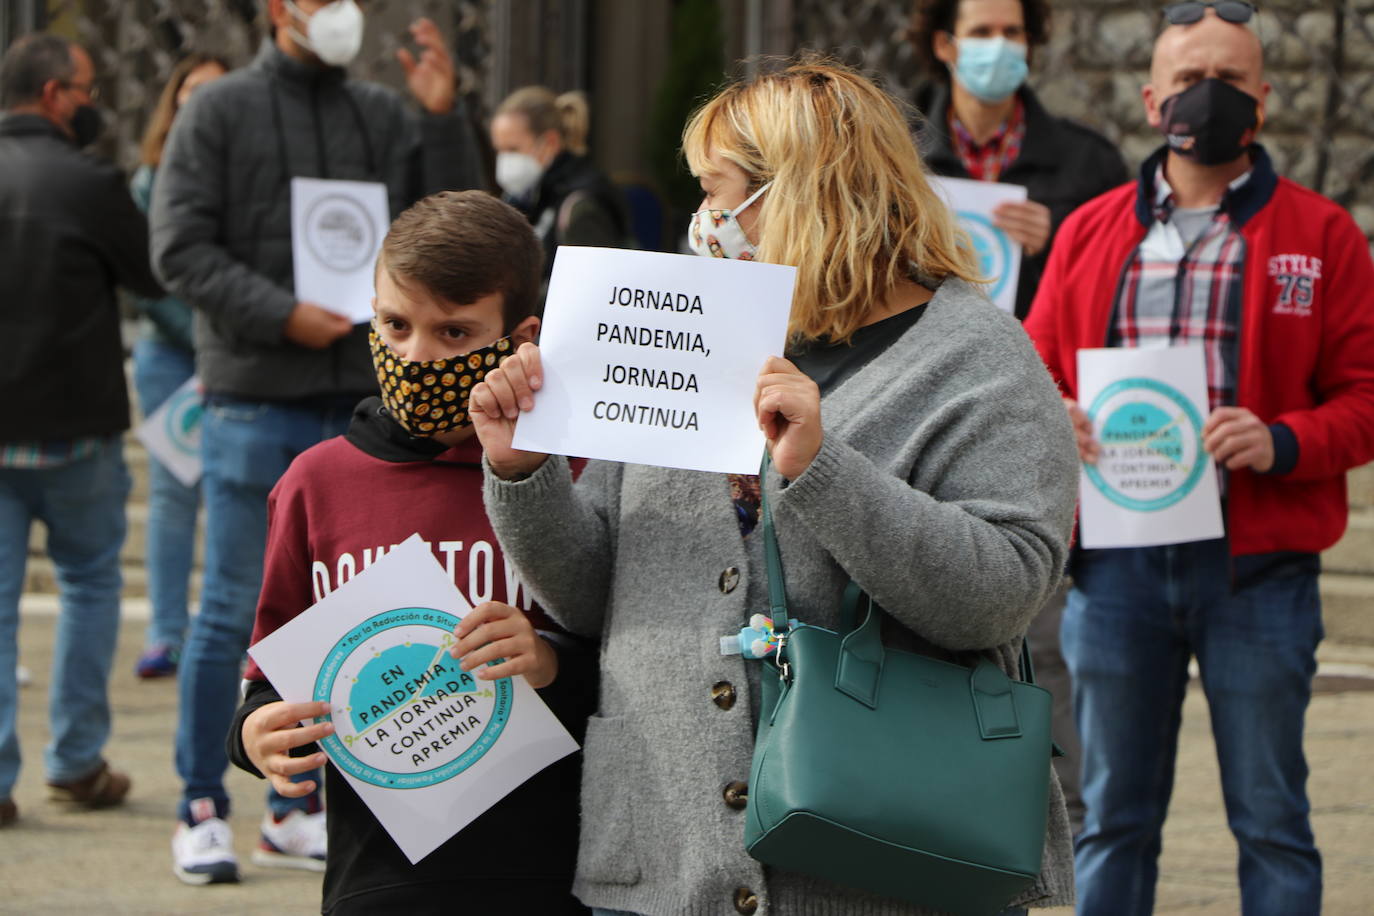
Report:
2,609,1372,915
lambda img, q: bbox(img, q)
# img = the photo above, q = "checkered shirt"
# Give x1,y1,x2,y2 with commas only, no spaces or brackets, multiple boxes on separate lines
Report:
0,436,109,469
1109,166,1254,413
949,97,1026,182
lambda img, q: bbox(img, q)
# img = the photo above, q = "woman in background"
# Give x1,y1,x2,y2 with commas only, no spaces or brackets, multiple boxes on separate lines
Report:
130,52,229,679
491,86,630,283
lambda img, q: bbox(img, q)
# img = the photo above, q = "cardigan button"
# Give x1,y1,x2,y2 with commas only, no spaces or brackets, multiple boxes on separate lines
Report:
711,681,737,710
723,780,749,810
718,566,741,593
734,887,759,915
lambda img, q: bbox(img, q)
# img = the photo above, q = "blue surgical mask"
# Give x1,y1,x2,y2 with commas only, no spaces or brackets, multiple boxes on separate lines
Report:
950,37,1028,104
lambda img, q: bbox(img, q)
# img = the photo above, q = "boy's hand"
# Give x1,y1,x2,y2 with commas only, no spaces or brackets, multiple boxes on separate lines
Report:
470,341,550,480
448,601,559,689
242,700,333,797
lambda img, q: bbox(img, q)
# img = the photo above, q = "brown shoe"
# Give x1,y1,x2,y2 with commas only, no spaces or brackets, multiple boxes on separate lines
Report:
0,797,15,826
47,761,130,809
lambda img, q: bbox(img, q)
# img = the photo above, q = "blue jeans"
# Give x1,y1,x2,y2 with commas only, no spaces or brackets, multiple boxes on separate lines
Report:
174,396,353,821
1063,538,1322,916
0,443,130,797
132,339,200,651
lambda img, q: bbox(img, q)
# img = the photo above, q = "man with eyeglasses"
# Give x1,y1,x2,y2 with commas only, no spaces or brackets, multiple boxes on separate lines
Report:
0,33,164,828
1026,3,1374,913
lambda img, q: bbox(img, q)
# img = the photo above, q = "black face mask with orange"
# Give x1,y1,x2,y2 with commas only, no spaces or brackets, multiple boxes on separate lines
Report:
1159,77,1261,166
369,330,514,437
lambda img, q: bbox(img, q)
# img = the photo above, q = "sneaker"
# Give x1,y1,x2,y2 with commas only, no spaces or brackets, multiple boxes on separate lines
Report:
0,797,16,827
172,808,239,885
253,808,326,872
46,760,130,809
135,644,180,679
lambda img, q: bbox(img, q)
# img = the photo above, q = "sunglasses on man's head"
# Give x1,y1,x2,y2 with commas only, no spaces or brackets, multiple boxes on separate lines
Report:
1162,1,1256,26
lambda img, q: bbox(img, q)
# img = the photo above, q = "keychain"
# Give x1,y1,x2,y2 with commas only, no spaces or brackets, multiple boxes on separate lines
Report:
719,613,798,660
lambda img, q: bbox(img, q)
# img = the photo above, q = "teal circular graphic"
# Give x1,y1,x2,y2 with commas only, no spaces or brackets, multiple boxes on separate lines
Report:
313,607,513,789
162,387,203,458
958,211,1014,301
1083,378,1207,511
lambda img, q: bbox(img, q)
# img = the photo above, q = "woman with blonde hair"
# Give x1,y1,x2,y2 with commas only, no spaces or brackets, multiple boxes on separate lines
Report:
491,86,630,280
472,58,1078,914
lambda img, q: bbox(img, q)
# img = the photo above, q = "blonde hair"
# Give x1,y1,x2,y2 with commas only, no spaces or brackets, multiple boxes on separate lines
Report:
683,57,980,344
496,86,590,156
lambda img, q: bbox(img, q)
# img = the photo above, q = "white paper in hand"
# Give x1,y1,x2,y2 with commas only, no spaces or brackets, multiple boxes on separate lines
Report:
247,534,578,864
134,374,203,487
511,247,795,474
290,177,389,324
1076,346,1225,548
930,176,1027,313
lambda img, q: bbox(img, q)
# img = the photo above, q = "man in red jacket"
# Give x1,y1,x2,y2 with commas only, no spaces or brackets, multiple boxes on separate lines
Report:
1024,5,1374,914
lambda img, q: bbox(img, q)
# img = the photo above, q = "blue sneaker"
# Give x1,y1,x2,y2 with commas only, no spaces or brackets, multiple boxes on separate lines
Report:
135,644,180,679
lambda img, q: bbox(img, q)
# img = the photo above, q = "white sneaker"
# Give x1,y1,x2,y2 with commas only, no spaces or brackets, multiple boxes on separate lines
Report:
172,815,240,885
252,808,326,872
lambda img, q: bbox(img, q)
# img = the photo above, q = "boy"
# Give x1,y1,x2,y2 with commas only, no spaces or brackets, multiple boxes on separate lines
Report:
223,191,594,913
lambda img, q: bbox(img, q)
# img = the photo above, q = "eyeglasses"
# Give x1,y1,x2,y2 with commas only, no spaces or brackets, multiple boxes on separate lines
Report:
1162,2,1256,26
61,80,100,102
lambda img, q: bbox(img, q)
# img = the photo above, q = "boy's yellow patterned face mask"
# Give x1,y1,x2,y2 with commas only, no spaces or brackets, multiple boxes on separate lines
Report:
368,330,514,436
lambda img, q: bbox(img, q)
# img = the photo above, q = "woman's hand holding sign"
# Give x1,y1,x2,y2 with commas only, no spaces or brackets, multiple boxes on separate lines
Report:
470,342,550,479
755,356,823,480
242,701,333,797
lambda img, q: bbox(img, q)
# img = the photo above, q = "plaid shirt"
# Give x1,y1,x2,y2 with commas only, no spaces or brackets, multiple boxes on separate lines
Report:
1109,166,1253,413
949,97,1026,182
0,436,110,469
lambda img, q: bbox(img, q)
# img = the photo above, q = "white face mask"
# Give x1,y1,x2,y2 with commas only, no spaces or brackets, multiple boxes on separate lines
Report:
495,151,544,199
687,181,770,260
286,0,365,68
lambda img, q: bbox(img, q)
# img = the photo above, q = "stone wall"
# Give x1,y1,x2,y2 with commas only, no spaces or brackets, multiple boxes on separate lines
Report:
790,0,1374,240
24,0,1374,241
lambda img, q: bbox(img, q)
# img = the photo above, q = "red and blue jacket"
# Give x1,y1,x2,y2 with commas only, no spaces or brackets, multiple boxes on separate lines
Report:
1025,145,1374,556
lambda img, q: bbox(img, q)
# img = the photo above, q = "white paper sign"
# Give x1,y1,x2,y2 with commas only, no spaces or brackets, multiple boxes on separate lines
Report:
1076,346,1225,548
134,374,203,487
930,176,1027,313
511,247,795,474
291,177,389,324
247,535,578,864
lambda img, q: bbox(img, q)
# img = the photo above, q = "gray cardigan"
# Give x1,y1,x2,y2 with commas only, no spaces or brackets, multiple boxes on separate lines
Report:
484,278,1080,915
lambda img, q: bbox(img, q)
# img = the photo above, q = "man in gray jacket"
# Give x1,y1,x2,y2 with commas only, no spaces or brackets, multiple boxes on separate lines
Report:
150,0,481,885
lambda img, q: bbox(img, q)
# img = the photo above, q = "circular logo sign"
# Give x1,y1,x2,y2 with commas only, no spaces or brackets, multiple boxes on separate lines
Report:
958,211,1014,302
162,386,203,458
314,607,513,789
304,194,378,272
1083,378,1208,511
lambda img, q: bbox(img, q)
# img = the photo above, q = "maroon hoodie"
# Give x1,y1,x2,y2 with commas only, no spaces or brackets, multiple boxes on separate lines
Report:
230,397,594,915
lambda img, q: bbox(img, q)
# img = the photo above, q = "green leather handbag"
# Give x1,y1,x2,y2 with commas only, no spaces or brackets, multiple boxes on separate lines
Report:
744,461,1055,916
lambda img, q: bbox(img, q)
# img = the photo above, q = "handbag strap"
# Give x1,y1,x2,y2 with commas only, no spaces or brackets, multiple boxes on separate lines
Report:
759,453,1037,687
760,453,792,638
